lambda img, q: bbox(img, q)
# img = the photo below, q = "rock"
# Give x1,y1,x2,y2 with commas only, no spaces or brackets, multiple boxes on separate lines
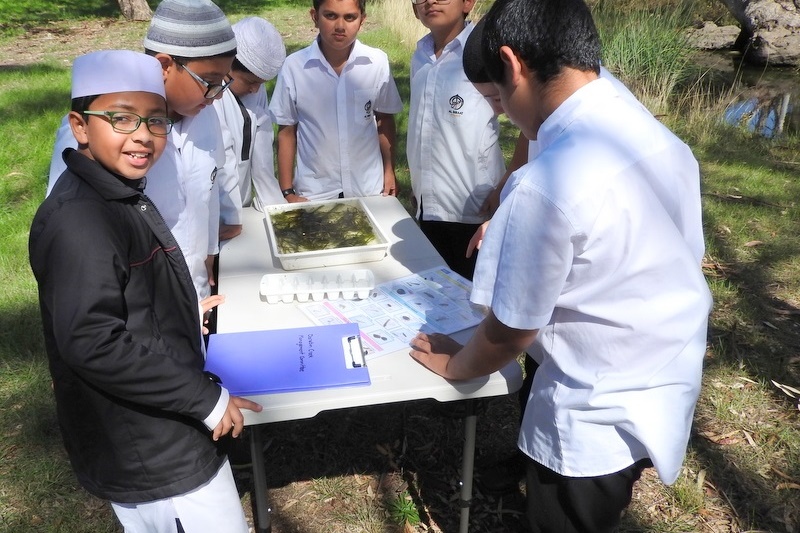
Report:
686,21,741,49
719,0,800,66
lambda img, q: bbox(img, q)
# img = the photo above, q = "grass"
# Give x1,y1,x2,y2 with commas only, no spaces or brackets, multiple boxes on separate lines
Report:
1,1,800,532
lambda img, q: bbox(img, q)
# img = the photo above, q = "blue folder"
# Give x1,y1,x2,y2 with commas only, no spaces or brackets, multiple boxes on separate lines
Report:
205,323,370,395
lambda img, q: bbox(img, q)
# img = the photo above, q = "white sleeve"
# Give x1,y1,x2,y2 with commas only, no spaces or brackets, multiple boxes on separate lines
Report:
471,174,573,330
213,98,243,226
202,386,229,430
247,89,285,206
267,69,298,126
374,55,403,114
47,115,77,196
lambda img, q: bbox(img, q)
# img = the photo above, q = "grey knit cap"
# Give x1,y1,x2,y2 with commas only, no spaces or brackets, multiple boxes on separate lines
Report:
143,0,237,58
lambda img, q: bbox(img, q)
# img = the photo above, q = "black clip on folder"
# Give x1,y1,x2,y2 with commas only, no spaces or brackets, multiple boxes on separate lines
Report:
205,323,370,395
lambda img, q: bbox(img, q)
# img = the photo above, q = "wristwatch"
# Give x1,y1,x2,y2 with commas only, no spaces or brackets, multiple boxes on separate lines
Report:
281,188,296,198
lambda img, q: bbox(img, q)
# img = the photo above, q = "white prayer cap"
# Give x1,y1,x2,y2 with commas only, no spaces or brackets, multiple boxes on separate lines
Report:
71,50,165,100
232,17,286,81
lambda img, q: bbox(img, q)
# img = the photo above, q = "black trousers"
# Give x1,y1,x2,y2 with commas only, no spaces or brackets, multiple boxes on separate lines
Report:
525,456,651,533
418,218,481,280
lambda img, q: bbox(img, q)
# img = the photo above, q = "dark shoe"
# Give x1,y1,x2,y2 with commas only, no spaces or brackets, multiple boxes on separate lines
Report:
476,454,525,496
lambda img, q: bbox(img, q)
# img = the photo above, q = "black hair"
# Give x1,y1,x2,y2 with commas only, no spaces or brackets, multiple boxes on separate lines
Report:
482,0,600,85
312,0,366,14
231,57,252,75
463,18,490,84
71,95,100,114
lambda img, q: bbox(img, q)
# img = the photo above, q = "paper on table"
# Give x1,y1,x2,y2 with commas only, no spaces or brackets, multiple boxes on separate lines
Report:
297,266,487,360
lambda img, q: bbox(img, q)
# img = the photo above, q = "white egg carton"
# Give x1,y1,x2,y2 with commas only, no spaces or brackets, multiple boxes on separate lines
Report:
259,269,375,304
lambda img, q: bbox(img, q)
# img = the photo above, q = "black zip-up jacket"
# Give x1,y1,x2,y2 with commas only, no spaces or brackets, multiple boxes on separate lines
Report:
29,149,225,503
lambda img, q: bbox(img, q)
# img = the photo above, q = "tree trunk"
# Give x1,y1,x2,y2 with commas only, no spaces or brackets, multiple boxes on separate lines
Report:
717,0,800,66
117,0,152,21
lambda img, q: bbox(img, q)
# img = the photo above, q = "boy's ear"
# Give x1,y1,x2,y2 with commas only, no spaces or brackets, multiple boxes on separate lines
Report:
499,45,525,87
310,8,318,28
462,0,477,17
68,111,90,146
154,53,174,83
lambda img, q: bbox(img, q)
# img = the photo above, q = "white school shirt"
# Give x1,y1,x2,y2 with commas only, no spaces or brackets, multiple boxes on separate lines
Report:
213,87,285,219
506,66,647,203
407,23,505,223
47,107,223,301
146,108,222,301
268,38,403,200
472,78,712,484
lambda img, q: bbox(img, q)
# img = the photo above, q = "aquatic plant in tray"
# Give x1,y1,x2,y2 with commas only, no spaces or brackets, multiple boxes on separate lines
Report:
264,198,390,270
271,201,378,254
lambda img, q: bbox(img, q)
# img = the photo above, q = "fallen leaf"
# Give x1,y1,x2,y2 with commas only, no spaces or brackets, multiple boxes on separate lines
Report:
744,240,763,247
771,380,800,398
776,482,800,490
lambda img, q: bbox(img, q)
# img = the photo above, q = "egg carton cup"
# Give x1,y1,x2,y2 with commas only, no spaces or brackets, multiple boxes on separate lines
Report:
260,269,375,304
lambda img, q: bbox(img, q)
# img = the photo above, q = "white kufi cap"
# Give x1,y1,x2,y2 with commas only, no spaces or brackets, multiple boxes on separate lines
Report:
71,50,165,100
233,17,286,81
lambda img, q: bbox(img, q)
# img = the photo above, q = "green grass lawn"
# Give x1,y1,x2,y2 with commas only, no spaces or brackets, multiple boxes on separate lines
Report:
1,1,799,532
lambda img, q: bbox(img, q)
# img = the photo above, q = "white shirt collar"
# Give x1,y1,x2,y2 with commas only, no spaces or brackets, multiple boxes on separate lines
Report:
418,20,473,61
537,77,615,153
306,37,371,75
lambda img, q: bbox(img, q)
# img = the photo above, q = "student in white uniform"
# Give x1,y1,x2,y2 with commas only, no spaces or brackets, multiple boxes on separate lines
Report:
269,0,403,203
47,0,237,303
462,15,666,497
214,16,286,241
410,0,712,531
407,0,505,280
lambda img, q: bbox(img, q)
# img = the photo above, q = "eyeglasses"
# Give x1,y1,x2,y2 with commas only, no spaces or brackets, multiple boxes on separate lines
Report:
177,61,233,99
410,0,451,5
83,111,174,136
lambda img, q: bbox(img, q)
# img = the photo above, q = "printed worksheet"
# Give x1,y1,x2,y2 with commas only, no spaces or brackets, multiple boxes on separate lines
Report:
297,266,487,360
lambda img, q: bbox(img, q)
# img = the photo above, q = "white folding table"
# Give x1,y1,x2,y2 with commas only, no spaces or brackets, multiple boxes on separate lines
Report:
216,195,522,533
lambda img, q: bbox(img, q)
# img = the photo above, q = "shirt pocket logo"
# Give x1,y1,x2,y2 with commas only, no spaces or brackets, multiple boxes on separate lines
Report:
354,89,375,122
448,94,465,118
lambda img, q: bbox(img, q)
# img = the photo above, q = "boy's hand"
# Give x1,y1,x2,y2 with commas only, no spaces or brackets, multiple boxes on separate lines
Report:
205,255,216,288
382,170,398,197
409,332,463,377
219,223,242,241
212,396,263,441
479,186,502,216
285,193,309,203
201,294,225,315
467,221,490,258
200,294,225,335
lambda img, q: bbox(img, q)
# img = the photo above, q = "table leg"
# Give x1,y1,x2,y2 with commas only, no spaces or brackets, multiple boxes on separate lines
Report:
250,426,272,533
459,400,477,533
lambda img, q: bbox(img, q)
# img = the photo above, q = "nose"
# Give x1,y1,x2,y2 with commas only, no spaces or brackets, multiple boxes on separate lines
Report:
130,120,153,141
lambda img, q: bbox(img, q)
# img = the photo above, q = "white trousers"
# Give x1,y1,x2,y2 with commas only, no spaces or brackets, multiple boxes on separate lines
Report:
111,459,248,533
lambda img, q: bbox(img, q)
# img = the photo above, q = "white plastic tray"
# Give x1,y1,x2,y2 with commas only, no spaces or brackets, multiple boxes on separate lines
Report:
259,269,375,304
264,198,390,271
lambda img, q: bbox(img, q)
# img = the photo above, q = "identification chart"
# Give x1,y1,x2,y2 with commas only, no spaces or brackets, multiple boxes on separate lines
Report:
297,266,487,359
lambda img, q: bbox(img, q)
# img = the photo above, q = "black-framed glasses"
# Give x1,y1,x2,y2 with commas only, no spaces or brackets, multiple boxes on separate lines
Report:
410,0,451,5
83,111,174,136
177,61,233,99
